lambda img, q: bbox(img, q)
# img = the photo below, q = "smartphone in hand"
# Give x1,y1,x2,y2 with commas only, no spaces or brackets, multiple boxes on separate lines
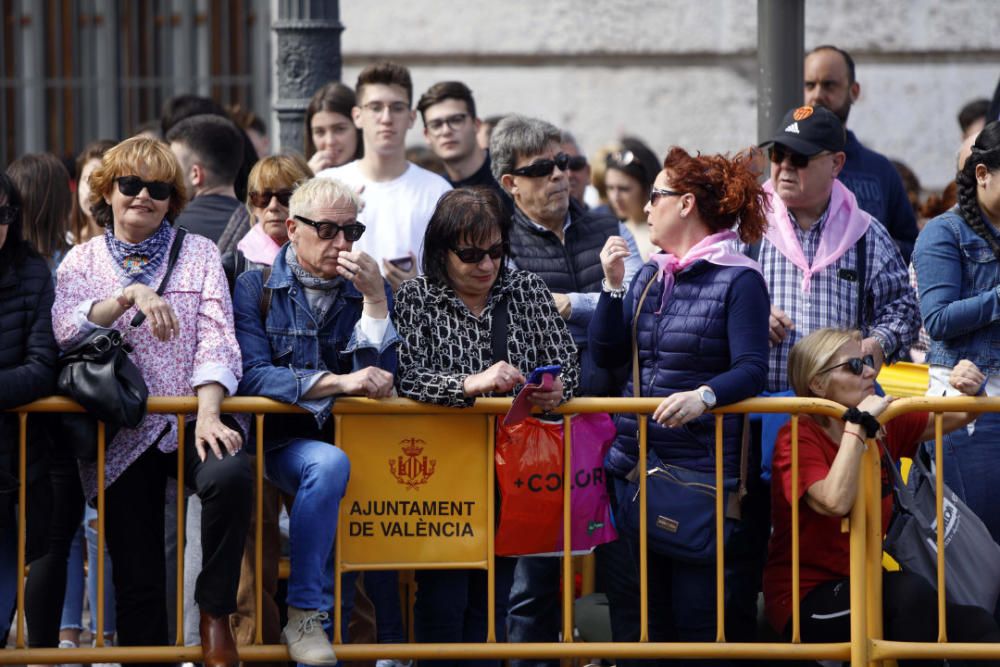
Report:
388,256,414,272
526,364,561,386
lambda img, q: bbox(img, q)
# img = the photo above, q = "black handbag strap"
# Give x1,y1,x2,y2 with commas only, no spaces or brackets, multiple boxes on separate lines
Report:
490,294,509,364
855,232,867,330
128,228,187,328
631,272,749,497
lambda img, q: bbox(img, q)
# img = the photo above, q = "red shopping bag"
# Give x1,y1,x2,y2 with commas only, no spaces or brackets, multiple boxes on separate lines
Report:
495,414,617,556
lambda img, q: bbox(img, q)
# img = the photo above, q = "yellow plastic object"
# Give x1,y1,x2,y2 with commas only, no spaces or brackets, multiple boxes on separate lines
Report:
877,362,929,398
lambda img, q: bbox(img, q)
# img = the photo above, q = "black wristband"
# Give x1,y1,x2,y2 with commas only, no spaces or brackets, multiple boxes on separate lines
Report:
842,407,880,438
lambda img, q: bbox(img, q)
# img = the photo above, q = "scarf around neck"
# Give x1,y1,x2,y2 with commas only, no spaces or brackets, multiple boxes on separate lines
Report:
648,230,761,314
237,223,282,266
762,179,872,293
285,244,344,322
105,221,174,285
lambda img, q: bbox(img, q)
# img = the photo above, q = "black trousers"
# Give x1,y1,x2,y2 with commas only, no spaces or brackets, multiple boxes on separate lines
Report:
24,446,85,648
794,571,1000,667
104,416,251,665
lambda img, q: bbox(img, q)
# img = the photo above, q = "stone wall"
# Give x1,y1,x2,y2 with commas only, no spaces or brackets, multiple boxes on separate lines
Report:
337,0,1000,191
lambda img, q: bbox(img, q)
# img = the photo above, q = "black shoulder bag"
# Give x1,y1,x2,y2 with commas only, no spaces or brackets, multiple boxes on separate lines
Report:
57,229,187,461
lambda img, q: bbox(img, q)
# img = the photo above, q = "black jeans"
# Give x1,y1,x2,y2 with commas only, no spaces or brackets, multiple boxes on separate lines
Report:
24,446,85,647
104,416,251,665
794,571,1000,666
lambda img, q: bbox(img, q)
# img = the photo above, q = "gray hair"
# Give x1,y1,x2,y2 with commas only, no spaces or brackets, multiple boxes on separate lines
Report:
290,176,364,218
489,114,563,182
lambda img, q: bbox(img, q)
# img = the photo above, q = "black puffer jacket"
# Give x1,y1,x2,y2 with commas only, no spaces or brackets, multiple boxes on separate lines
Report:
0,249,58,550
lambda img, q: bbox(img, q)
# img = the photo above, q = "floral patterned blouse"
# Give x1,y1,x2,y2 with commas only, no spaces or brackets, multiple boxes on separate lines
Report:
393,269,579,407
52,228,242,499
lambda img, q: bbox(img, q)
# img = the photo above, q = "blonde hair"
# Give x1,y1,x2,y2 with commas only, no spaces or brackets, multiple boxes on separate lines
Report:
88,137,188,226
289,177,363,219
788,328,862,397
245,153,313,217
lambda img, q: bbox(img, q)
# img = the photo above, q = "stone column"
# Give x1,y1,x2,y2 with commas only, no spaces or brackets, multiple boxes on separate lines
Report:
271,0,344,155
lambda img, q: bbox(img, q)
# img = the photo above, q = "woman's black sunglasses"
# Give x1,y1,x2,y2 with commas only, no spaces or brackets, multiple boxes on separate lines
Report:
818,355,875,376
116,176,172,201
294,215,366,242
510,153,571,178
450,241,505,264
249,190,293,208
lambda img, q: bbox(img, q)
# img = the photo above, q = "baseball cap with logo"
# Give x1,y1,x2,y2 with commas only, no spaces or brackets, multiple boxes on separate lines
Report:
761,105,846,156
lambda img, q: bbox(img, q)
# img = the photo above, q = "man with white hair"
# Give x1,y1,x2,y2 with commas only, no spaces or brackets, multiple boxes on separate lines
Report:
233,177,399,665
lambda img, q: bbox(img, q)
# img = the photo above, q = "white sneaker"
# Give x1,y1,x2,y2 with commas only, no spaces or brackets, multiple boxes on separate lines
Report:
58,639,82,667
282,607,337,666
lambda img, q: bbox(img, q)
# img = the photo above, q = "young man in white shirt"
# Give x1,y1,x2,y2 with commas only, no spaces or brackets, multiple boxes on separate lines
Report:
318,61,451,290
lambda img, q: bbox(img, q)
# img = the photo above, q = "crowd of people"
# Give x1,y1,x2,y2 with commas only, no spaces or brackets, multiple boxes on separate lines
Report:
1,43,1000,667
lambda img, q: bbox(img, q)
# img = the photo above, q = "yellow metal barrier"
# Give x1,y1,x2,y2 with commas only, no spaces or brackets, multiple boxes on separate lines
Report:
3,394,994,665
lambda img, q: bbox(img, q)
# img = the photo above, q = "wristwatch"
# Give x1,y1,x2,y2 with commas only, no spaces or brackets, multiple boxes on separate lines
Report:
697,385,717,409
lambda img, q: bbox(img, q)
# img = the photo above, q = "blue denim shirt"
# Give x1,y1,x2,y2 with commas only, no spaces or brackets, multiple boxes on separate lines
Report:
913,208,1000,373
233,248,399,436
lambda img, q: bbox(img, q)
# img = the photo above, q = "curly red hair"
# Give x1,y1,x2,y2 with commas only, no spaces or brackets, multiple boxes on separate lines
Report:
661,146,769,244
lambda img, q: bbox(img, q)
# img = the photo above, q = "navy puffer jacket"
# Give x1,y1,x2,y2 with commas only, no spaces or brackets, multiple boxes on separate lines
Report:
595,261,768,479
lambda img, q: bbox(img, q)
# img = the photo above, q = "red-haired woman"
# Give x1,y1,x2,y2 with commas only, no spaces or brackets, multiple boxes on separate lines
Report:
590,146,770,651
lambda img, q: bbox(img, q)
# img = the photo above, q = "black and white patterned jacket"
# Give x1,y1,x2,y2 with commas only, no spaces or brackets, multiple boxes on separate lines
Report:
394,270,579,407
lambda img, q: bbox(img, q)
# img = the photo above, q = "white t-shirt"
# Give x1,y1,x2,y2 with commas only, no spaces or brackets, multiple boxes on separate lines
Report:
317,160,452,270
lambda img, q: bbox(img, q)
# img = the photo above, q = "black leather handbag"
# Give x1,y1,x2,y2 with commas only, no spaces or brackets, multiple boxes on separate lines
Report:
56,229,186,460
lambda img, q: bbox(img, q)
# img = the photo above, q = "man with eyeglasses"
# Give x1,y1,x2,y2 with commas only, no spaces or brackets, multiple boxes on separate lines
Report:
167,114,245,244
490,114,642,664
233,176,398,665
317,61,451,291
417,81,509,210
559,130,597,210
804,45,918,263
756,104,918,394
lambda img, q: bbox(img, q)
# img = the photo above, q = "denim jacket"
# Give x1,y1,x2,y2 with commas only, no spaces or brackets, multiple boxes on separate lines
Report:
233,248,399,442
913,208,1000,373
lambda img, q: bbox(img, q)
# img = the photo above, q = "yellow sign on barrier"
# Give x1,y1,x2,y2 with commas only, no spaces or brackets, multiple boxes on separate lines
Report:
339,414,489,567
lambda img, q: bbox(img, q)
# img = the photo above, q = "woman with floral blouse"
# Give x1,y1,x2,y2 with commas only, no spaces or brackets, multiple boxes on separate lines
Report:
393,186,578,664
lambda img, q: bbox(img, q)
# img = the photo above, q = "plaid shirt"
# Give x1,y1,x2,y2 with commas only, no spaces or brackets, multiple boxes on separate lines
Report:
753,210,919,392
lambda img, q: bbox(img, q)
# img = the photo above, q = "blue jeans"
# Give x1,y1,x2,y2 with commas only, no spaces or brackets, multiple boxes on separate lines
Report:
0,526,14,641
414,558,516,667
60,506,117,635
265,439,350,611
365,570,405,644
507,557,560,667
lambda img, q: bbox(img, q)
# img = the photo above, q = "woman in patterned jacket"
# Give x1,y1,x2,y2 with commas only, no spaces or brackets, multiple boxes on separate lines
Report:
394,186,579,664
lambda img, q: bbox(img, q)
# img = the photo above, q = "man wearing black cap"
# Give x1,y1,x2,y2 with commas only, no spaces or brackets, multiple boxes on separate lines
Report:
758,104,919,394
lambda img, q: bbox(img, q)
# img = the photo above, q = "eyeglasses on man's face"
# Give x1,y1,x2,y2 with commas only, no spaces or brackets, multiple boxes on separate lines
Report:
361,101,410,117
425,112,470,134
510,152,571,178
768,145,830,170
294,215,366,242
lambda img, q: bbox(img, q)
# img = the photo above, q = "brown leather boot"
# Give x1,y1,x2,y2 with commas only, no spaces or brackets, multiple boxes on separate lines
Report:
201,609,240,667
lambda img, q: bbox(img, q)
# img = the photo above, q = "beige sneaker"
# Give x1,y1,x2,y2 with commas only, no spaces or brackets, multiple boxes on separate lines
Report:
282,607,337,666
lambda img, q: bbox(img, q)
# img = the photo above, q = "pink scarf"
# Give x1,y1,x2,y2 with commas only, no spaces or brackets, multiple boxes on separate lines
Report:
237,223,282,266
648,230,761,314
762,179,872,293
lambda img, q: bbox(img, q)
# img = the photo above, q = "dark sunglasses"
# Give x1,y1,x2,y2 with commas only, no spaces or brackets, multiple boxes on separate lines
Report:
249,190,293,208
116,176,172,201
566,155,589,172
818,355,875,376
294,215,366,242
768,145,829,169
0,205,19,226
450,241,506,264
648,187,682,206
510,152,571,178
